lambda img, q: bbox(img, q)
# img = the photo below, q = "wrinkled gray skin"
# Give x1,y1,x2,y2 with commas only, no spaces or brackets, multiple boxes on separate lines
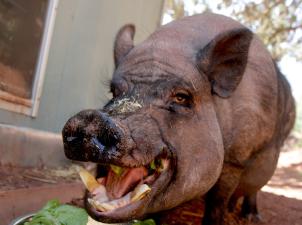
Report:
62,13,295,224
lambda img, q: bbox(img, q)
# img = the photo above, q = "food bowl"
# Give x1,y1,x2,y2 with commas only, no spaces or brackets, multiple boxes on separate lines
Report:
9,213,131,225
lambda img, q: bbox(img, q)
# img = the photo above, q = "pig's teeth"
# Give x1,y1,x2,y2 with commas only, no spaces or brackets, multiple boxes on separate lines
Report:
92,185,109,202
78,167,100,192
88,198,105,211
131,184,151,202
158,159,169,172
89,184,151,212
90,193,131,212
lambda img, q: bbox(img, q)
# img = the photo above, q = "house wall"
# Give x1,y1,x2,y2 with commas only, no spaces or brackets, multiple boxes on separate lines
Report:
0,0,164,133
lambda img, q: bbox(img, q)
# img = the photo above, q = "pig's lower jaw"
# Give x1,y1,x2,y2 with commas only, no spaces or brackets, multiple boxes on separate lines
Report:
84,154,174,223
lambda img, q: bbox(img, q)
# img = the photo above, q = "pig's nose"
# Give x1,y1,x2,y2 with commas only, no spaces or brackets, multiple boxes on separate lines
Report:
62,110,122,162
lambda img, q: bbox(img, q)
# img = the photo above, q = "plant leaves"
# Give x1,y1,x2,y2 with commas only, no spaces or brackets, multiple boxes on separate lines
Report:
133,219,156,225
24,200,88,225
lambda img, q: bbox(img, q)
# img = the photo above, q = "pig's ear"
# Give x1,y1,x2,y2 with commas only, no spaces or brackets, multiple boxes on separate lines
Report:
114,24,135,67
197,28,253,98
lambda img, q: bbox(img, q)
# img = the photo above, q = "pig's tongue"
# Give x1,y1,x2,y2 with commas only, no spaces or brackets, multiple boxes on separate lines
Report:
106,166,148,199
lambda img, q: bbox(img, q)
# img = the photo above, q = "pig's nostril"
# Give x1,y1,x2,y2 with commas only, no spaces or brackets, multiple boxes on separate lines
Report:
91,137,105,151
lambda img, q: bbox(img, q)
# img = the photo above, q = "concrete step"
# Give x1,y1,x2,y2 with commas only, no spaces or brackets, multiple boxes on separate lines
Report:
0,124,69,168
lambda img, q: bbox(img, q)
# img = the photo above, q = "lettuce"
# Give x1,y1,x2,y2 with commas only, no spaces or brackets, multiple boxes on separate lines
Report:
24,200,88,225
133,219,156,225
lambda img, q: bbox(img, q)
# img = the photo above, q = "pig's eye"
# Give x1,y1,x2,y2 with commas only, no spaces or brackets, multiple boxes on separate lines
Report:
175,94,187,103
168,91,193,113
172,92,191,106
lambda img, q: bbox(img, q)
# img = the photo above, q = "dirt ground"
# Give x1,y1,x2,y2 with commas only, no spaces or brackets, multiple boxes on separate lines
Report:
0,164,80,191
158,191,302,225
1,145,301,225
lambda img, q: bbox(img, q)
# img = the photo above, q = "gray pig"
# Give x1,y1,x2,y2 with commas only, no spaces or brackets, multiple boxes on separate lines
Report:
62,13,295,224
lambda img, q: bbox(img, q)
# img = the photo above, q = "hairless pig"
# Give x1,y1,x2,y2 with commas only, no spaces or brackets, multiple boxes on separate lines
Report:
62,13,295,224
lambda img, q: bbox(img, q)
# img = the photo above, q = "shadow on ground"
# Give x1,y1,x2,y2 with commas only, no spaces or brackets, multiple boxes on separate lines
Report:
157,191,302,225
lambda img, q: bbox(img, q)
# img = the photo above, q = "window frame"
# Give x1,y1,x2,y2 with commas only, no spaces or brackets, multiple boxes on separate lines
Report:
0,0,59,117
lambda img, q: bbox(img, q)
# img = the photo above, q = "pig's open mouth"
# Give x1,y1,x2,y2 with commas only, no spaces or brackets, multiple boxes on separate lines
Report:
82,150,174,222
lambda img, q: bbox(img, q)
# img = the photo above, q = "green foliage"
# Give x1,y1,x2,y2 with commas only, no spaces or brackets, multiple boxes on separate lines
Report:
133,219,156,225
24,200,88,225
162,0,302,62
220,0,302,61
110,164,124,176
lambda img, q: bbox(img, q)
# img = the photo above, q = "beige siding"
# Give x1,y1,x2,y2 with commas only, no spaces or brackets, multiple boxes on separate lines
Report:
0,0,164,132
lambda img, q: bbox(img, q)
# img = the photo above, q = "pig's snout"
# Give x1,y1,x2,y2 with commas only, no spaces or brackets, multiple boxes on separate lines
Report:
62,110,124,163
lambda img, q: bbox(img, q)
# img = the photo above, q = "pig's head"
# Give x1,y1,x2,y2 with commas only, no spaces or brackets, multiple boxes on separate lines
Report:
62,14,252,223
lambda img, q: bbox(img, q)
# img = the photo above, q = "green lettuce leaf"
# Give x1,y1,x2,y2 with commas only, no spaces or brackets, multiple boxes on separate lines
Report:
24,200,88,225
133,219,156,225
